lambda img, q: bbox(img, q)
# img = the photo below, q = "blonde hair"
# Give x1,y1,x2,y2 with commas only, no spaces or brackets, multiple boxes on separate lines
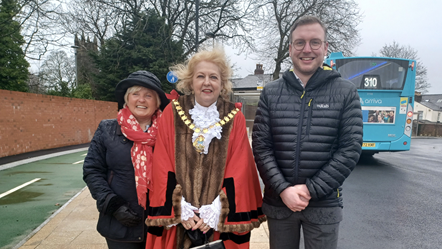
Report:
172,48,233,99
123,86,160,109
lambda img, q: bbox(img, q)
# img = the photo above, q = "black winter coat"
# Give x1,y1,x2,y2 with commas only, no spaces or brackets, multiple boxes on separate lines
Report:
252,67,363,209
83,119,147,242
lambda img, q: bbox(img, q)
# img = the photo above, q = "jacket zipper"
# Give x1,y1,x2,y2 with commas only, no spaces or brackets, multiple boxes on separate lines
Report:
294,90,307,182
307,98,313,135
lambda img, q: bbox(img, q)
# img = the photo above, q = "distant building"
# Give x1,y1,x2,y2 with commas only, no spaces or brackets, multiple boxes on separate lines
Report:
230,64,281,138
231,64,277,93
414,92,442,123
74,34,99,96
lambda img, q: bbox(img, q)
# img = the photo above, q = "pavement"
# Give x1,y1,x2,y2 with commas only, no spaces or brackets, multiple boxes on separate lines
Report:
15,187,270,249
5,146,270,249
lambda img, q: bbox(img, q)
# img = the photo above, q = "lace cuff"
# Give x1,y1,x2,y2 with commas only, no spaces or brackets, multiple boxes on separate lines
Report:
181,196,198,221
199,195,221,231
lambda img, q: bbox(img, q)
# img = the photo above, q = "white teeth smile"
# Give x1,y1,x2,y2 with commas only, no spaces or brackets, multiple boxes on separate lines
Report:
301,58,314,61
136,106,147,109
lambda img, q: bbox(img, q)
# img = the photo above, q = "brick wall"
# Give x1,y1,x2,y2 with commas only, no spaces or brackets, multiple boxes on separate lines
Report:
0,90,117,157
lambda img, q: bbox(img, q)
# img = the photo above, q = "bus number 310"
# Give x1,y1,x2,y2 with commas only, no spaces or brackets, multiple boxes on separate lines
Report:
364,77,378,88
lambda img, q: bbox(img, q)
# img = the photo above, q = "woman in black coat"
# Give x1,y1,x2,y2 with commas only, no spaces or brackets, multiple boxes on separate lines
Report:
83,71,169,249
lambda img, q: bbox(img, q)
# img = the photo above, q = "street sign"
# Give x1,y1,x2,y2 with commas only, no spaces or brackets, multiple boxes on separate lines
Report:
167,71,178,83
257,80,263,91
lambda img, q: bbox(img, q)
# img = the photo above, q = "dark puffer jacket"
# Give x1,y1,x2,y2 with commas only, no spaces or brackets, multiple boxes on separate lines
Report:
252,66,363,209
83,119,147,242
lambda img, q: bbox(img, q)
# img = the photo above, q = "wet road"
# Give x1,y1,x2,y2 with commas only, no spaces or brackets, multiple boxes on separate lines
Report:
0,151,86,249
339,138,442,249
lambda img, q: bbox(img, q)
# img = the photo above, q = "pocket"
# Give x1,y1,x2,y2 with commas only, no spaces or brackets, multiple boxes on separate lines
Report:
301,207,343,225
97,212,128,239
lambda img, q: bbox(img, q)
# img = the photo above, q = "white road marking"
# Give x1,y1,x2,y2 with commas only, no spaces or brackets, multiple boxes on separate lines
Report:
82,153,87,156
0,147,88,171
0,178,41,199
73,160,84,164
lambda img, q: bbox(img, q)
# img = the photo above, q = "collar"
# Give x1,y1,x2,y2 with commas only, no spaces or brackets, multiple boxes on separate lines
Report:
116,120,150,134
194,99,218,112
291,70,305,88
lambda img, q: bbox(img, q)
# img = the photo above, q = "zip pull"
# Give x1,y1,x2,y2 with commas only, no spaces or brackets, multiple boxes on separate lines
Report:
308,99,313,106
337,188,340,197
300,91,305,99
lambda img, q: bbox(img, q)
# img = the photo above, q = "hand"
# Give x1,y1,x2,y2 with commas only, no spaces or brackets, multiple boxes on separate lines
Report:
294,184,311,201
112,205,142,227
193,213,211,234
181,213,200,230
181,212,211,234
280,184,311,212
198,222,212,234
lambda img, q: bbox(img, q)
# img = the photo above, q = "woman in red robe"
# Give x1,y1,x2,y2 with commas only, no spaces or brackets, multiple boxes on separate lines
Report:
145,48,266,249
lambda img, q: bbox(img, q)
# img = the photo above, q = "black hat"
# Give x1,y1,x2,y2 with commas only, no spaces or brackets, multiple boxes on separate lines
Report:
115,71,169,110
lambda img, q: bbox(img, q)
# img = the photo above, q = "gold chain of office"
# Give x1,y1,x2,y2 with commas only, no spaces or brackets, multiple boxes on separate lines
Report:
172,99,240,153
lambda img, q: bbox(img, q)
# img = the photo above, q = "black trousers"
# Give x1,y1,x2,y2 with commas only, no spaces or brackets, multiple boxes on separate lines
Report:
267,207,341,249
105,238,146,249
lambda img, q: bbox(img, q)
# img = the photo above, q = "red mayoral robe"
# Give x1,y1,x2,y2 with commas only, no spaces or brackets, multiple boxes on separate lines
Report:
145,95,265,249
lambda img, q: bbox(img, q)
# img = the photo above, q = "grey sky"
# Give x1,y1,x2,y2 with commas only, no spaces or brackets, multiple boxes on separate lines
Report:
228,0,442,94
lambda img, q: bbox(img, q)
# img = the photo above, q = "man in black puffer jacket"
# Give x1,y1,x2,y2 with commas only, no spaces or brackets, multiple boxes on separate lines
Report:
252,16,363,249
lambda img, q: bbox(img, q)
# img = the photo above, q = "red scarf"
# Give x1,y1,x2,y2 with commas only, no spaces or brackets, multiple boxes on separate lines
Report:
117,106,162,209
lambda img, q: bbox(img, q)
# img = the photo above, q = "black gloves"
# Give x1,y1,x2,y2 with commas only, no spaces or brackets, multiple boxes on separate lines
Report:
106,195,141,227
112,205,142,227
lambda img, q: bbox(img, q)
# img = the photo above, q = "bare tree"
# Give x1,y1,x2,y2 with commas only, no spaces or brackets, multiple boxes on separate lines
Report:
251,0,361,80
149,0,257,56
378,41,430,93
58,0,120,47
13,0,68,61
57,0,257,56
39,50,76,93
27,73,46,94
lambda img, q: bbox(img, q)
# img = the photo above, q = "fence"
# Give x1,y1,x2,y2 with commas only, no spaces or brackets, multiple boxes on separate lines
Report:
412,121,442,137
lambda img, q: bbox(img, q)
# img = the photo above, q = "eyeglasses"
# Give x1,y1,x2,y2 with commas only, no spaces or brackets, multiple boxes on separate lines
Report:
291,39,326,51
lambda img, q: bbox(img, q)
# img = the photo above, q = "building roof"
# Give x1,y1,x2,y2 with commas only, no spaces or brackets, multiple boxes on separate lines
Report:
420,94,442,111
231,74,274,89
421,94,442,104
419,101,442,111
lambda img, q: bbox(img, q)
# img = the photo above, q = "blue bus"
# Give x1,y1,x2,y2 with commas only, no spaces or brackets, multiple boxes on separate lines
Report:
325,52,416,156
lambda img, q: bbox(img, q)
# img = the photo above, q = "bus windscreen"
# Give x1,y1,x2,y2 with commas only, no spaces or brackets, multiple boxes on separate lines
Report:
336,59,409,90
